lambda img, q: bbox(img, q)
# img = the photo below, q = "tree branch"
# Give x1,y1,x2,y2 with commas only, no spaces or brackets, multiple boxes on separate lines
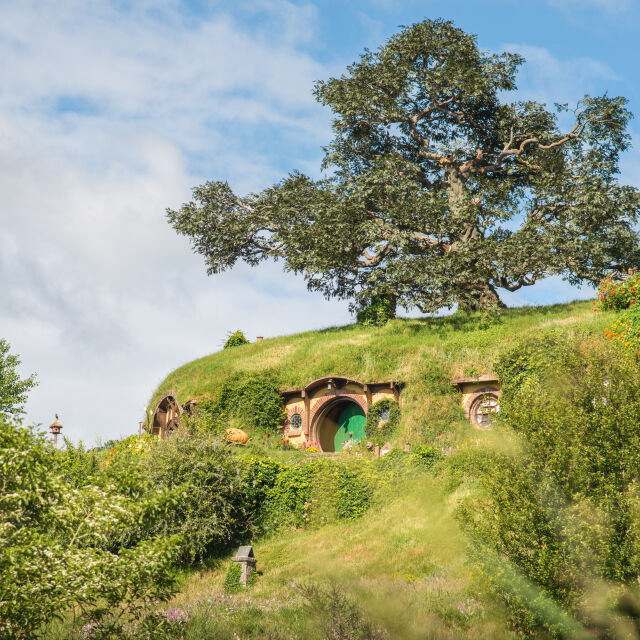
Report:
358,244,390,267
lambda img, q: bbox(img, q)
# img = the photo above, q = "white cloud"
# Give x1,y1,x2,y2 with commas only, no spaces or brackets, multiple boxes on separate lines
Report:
502,43,618,105
0,1,348,443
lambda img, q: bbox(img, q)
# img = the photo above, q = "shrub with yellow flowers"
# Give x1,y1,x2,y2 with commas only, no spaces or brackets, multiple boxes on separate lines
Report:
104,433,155,466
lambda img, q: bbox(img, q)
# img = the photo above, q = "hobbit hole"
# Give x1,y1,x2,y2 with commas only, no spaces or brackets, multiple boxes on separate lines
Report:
151,393,182,438
451,375,501,428
281,376,401,452
148,373,500,442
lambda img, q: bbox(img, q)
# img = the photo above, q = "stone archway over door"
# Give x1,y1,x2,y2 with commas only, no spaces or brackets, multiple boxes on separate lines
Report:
280,376,401,450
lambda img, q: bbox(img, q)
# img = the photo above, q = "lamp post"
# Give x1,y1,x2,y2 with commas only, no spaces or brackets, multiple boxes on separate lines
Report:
49,415,63,448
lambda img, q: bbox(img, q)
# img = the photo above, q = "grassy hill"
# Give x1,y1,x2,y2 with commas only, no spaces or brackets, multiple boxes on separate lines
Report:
151,300,610,447
138,300,629,639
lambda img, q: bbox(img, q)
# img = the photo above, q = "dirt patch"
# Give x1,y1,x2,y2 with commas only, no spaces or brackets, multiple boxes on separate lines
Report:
540,316,578,328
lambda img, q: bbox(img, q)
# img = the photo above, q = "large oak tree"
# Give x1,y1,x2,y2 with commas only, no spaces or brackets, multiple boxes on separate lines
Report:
168,19,640,313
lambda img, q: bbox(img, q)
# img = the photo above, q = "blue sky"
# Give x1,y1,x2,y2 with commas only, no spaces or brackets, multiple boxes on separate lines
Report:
1,0,638,442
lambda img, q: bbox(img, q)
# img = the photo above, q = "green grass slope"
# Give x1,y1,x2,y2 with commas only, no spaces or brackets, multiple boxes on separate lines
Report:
173,475,514,639
145,300,622,638
151,300,611,447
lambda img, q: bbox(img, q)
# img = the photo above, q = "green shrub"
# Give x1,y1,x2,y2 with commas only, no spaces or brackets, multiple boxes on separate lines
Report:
223,562,243,593
411,445,443,469
241,455,285,501
198,373,286,436
494,330,575,412
140,431,254,562
0,418,180,640
255,458,379,530
260,463,317,529
356,295,396,326
454,334,640,636
364,399,400,445
223,330,250,349
334,466,373,520
54,439,100,488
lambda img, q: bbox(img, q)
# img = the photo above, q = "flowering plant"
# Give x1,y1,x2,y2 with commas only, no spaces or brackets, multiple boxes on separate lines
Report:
257,434,295,450
104,433,155,466
598,272,640,358
604,308,640,358
597,272,640,310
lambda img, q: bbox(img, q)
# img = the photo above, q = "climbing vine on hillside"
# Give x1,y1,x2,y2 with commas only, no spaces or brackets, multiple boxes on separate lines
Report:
365,399,400,446
198,373,286,436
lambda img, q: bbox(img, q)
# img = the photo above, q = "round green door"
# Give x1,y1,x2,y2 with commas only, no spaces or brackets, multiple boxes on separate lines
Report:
334,403,366,451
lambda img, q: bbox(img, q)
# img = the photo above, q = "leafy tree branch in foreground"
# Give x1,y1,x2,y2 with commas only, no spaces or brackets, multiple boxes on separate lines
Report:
168,19,640,313
0,338,37,419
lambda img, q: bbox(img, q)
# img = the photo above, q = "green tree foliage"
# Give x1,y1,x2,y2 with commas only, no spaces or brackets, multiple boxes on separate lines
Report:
0,339,37,419
224,330,250,349
356,295,397,325
0,418,180,640
167,19,640,313
454,333,640,635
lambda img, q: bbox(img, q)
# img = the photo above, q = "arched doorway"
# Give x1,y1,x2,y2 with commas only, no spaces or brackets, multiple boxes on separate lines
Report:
151,393,181,438
314,398,366,452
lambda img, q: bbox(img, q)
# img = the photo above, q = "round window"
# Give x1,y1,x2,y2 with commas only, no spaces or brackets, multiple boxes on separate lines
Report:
471,394,499,429
289,413,302,430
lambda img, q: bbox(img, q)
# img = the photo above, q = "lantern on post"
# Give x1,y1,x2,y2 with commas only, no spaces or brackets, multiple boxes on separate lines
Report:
49,414,63,448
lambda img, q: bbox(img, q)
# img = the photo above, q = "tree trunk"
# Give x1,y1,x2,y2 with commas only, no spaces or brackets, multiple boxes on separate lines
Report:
457,282,505,312
445,167,505,312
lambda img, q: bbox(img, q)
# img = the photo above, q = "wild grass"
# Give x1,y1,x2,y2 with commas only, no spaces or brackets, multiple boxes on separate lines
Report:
151,300,612,449
143,299,616,638
169,471,515,639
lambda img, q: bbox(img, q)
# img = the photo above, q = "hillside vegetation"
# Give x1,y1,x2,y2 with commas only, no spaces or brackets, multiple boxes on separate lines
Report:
151,300,610,447
142,297,640,639
11,296,640,639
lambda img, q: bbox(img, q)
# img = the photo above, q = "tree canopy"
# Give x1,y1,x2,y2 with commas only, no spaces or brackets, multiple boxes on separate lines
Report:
168,19,640,312
0,338,37,419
